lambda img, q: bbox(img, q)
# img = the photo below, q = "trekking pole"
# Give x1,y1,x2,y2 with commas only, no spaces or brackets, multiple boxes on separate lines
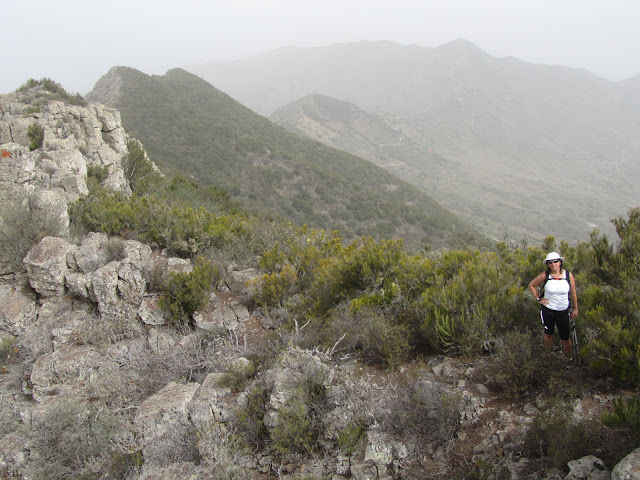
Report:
570,318,579,364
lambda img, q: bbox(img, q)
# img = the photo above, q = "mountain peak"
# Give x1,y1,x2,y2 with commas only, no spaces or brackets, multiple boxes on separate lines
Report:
437,38,489,57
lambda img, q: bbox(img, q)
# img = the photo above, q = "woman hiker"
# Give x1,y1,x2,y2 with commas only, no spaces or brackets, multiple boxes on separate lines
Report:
528,252,578,360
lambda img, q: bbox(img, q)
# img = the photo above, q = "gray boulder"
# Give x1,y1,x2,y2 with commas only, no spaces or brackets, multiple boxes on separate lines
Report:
189,373,233,429
612,447,640,480
29,344,115,401
566,455,609,480
73,232,110,273
91,261,121,314
138,297,169,326
0,285,37,336
23,236,76,297
135,382,201,468
262,349,335,429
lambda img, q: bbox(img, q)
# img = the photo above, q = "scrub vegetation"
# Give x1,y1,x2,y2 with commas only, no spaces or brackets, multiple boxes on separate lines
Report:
69,144,640,386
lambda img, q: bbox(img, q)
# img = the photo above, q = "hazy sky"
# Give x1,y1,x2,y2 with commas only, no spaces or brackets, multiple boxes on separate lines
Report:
3,0,640,95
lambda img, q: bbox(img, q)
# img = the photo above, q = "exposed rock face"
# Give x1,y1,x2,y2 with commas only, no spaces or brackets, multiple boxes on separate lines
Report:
23,236,76,297
0,285,37,336
135,382,201,468
0,88,131,249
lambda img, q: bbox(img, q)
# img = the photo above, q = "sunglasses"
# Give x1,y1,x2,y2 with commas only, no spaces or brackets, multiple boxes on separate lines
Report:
547,259,561,264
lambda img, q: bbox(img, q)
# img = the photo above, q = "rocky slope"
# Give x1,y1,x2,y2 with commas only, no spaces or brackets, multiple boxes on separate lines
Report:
1,85,638,479
2,241,638,478
0,85,131,279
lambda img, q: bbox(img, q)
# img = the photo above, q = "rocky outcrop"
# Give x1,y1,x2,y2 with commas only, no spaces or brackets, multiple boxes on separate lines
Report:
23,236,76,297
0,88,135,276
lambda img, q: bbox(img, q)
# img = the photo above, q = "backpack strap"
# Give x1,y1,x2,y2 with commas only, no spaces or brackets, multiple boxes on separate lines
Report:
540,269,572,306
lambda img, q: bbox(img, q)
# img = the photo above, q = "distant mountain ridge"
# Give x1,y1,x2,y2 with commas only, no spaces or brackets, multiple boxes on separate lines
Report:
188,40,640,242
87,67,487,248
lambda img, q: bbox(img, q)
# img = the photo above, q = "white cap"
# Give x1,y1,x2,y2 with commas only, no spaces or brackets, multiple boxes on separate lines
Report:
544,251,565,264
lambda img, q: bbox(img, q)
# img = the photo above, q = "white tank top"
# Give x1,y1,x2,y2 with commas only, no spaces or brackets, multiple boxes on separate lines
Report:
544,270,570,311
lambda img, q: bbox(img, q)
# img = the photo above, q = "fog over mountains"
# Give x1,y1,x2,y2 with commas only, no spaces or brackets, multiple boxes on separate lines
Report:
187,40,640,243
87,67,486,249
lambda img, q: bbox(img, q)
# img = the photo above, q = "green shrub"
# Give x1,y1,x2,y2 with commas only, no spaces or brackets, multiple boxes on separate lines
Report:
219,360,256,392
122,139,160,193
583,312,639,383
337,420,366,455
602,396,640,438
271,399,315,455
271,373,328,456
420,249,527,355
0,336,17,368
233,383,270,447
248,263,298,308
159,256,219,329
87,164,109,184
27,122,44,150
0,195,64,273
18,78,86,106
70,187,246,257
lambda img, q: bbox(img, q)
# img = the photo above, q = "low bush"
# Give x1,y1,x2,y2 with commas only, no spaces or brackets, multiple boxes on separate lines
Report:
271,371,328,456
18,78,86,106
86,164,109,184
0,335,17,370
219,359,257,392
0,194,65,274
385,375,462,445
121,330,229,402
602,395,640,441
70,186,247,257
27,122,44,150
122,139,161,193
140,420,199,468
336,419,366,455
26,398,124,479
159,257,219,329
247,263,297,308
196,420,248,476
522,400,595,472
232,382,270,448
271,398,315,455
491,329,548,396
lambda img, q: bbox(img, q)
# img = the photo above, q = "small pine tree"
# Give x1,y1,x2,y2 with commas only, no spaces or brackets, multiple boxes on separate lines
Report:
27,123,44,150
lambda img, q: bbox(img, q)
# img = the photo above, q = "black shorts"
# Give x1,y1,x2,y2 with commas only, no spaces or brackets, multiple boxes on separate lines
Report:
540,306,570,340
